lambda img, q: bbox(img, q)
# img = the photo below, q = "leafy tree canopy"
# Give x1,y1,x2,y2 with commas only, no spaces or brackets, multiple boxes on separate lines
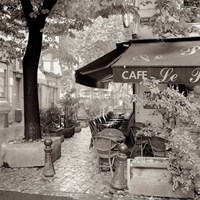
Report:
1,0,200,63
0,0,126,62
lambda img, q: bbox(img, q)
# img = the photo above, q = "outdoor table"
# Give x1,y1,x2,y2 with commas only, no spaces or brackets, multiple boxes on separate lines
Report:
101,121,120,129
101,123,114,128
97,128,125,143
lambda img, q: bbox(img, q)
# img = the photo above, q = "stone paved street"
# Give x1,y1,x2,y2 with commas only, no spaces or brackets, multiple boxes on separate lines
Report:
0,127,178,200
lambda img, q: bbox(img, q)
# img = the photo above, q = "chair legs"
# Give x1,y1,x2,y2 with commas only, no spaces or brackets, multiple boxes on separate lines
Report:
97,157,115,177
130,145,136,158
108,157,113,177
130,143,148,157
140,143,148,157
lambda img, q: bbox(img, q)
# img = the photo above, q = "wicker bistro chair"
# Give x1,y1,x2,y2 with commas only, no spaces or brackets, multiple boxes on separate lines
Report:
148,136,167,157
88,120,100,148
129,125,149,157
94,118,104,132
92,136,119,177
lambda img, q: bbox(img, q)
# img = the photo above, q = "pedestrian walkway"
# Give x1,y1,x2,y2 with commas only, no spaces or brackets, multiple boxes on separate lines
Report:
0,127,176,200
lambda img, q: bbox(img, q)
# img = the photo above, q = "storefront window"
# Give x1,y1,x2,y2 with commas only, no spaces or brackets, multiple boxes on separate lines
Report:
168,84,188,96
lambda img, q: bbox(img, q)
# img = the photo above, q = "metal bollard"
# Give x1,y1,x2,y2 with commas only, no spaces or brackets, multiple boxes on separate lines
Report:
110,143,128,190
43,138,55,177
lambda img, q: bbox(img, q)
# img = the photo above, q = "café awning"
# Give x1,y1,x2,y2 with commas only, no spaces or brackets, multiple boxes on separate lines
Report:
75,37,200,88
75,42,129,88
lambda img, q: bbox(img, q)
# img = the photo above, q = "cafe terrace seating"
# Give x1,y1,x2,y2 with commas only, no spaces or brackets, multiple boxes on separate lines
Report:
89,112,124,134
89,111,143,148
129,122,168,158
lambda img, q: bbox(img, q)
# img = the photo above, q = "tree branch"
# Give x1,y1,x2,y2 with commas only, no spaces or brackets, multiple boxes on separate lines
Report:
20,0,33,21
37,0,57,27
42,0,57,14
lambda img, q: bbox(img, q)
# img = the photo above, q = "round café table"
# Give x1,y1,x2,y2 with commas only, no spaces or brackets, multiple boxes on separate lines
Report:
97,128,125,143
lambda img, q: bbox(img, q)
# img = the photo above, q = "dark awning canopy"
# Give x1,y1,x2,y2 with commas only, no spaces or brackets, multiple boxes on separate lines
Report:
75,37,200,88
75,43,129,88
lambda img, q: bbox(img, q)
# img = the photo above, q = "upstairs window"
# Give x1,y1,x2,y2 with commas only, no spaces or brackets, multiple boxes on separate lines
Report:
50,61,54,72
0,68,6,98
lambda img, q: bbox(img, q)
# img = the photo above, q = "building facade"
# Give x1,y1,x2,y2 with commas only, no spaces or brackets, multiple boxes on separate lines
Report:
38,53,62,109
0,52,62,128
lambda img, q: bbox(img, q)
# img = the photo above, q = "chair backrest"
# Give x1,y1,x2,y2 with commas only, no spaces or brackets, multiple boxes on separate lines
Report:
129,126,141,139
148,136,166,157
100,116,106,124
88,120,99,136
94,118,104,131
92,136,118,156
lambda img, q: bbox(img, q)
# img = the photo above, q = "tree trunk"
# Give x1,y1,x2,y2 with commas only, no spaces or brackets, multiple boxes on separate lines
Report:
23,28,42,140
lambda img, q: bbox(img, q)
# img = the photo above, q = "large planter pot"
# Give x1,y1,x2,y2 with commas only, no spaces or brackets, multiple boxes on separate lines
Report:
49,128,64,143
75,126,82,133
127,157,194,199
74,121,82,133
1,137,61,168
61,126,75,138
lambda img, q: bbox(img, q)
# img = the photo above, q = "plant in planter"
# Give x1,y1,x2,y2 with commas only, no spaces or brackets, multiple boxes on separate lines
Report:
133,79,200,195
40,105,61,135
58,88,79,138
39,106,65,142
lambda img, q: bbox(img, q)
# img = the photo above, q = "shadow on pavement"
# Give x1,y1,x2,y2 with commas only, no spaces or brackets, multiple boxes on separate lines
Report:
0,190,110,200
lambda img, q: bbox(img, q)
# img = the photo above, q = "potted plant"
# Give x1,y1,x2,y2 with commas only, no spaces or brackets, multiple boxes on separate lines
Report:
40,105,62,134
40,106,64,142
129,79,200,198
58,88,79,138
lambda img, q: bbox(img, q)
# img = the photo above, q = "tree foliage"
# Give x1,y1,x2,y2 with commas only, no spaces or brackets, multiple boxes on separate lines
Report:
141,0,200,37
1,0,200,61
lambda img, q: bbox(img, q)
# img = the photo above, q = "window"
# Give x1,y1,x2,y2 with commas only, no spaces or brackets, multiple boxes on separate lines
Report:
0,68,6,98
50,61,54,72
168,84,188,96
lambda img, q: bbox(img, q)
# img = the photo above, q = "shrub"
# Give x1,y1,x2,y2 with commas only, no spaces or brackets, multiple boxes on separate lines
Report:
58,89,79,128
134,79,200,193
40,106,61,133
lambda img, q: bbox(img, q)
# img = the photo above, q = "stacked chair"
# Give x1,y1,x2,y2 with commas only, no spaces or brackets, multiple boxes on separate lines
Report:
88,112,125,148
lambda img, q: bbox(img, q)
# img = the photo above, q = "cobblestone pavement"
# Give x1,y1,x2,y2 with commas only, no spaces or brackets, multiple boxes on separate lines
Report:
0,127,181,200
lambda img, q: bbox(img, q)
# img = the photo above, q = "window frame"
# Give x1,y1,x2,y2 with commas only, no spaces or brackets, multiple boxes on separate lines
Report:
0,62,7,99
